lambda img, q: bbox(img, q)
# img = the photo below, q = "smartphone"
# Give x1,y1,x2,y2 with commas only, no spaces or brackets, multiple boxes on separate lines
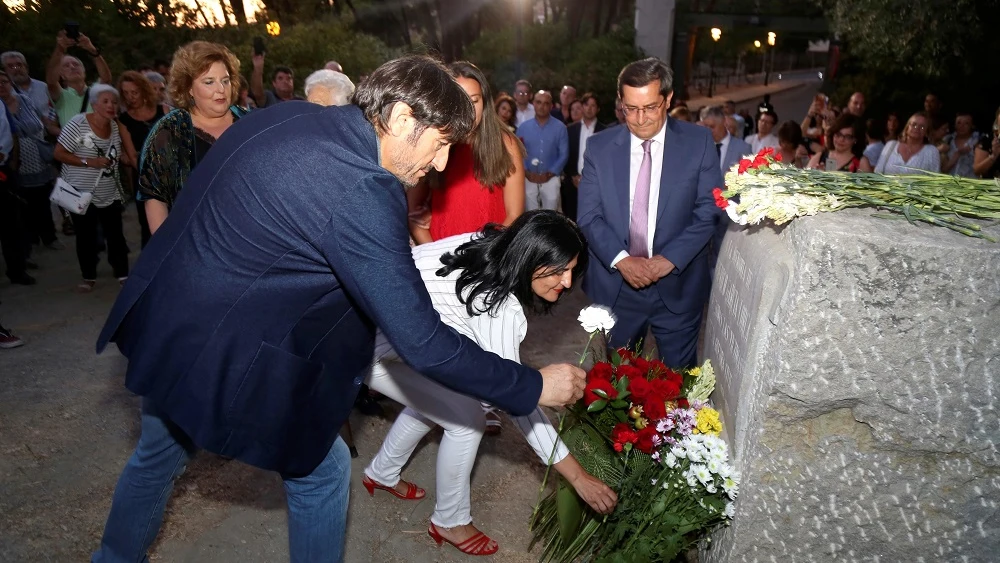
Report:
65,20,80,40
253,37,265,56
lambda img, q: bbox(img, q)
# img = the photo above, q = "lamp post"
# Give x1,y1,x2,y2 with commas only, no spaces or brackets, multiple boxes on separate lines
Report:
709,27,721,98
764,31,776,85
754,40,762,83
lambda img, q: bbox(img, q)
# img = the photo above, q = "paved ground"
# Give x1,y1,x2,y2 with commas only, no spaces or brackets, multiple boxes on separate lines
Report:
0,82,820,562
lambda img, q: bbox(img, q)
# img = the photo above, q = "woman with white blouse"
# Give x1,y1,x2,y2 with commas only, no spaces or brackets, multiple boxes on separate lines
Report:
874,111,941,175
53,84,137,291
363,210,617,556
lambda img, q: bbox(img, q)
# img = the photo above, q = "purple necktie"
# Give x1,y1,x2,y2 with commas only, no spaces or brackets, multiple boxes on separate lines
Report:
628,139,652,258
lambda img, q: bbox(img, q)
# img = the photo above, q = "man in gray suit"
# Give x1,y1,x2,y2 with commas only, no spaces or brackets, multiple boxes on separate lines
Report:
699,105,751,272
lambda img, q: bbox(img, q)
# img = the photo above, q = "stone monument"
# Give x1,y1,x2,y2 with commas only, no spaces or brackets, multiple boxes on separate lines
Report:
703,209,1000,562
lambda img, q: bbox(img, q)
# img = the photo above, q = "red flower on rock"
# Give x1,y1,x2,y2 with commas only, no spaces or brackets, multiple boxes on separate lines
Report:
773,151,783,162
713,187,729,209
631,356,651,374
737,159,752,174
588,362,613,382
584,377,618,406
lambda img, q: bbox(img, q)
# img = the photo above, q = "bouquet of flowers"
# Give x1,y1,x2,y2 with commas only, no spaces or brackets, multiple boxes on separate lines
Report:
530,311,737,562
715,147,1000,241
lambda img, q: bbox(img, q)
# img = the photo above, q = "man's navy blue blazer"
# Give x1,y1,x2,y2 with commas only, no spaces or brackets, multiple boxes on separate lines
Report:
97,103,542,476
577,118,725,314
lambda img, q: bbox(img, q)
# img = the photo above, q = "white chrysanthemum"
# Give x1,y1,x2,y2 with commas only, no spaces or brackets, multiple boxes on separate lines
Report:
670,445,686,459
723,477,739,499
707,459,721,475
693,464,712,486
687,448,703,463
705,482,717,494
724,502,736,519
715,463,732,479
663,452,677,468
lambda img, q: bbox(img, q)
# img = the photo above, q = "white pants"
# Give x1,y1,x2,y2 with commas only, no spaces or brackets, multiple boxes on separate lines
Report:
364,346,569,528
364,360,485,528
525,176,561,211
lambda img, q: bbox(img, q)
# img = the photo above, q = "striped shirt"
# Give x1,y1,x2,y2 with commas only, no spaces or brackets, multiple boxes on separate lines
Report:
374,233,570,465
57,114,122,208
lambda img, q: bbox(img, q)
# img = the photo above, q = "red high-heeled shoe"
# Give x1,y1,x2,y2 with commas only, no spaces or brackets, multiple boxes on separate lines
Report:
428,522,499,556
361,474,426,500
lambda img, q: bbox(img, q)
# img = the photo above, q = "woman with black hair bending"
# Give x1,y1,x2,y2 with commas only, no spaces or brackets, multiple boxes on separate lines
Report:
363,210,617,556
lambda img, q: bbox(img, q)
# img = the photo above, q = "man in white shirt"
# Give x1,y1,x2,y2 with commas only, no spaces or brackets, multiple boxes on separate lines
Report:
561,93,605,219
513,79,535,126
700,105,752,173
745,110,779,154
577,58,724,368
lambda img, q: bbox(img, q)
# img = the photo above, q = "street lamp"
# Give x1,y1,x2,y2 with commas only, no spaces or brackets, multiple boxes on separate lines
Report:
709,27,721,98
764,31,776,85
754,40,761,48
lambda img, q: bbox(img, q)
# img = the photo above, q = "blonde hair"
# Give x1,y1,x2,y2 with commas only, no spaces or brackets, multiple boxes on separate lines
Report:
168,41,241,111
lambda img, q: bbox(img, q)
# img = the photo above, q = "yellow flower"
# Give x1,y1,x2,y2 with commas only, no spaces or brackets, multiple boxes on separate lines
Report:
695,407,723,436
689,366,702,377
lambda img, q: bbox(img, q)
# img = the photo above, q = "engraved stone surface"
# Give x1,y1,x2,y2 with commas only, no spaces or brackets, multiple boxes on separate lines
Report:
702,209,1000,562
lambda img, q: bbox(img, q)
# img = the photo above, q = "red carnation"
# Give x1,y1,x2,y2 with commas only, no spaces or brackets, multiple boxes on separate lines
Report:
712,187,729,209
677,398,690,409
636,426,660,454
588,362,613,382
737,158,752,174
611,423,639,447
649,378,682,402
642,397,668,421
773,152,783,162
617,348,636,363
616,364,645,386
631,356,651,374
648,359,668,378
584,377,618,406
628,376,652,404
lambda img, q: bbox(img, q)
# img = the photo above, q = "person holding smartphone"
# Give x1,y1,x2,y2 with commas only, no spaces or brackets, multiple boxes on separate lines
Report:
46,28,112,127
973,106,1000,179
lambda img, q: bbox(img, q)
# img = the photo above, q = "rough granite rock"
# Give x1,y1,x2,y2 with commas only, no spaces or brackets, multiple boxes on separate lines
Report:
701,209,1000,562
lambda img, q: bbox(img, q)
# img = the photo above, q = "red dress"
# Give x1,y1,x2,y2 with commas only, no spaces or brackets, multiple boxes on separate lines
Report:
430,144,506,241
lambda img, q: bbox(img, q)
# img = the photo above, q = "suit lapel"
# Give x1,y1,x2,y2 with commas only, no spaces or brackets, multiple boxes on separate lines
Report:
656,119,687,228
612,126,632,234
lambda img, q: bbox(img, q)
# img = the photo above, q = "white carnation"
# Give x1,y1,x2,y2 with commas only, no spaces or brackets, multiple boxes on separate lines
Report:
577,305,616,333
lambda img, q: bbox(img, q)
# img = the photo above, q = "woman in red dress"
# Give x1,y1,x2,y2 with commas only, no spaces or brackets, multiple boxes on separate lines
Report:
408,61,526,434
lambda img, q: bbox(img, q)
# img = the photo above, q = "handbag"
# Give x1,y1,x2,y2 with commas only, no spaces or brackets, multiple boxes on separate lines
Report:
50,177,93,214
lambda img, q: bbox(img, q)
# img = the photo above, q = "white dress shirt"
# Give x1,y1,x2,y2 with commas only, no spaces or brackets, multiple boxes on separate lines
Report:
610,119,668,268
577,118,598,173
515,104,535,126
746,132,778,155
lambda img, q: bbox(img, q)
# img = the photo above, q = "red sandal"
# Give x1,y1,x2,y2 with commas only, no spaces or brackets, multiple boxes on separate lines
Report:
428,522,499,556
361,474,425,500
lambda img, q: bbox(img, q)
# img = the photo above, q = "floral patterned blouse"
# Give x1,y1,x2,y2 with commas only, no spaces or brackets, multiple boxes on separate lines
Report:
137,106,246,209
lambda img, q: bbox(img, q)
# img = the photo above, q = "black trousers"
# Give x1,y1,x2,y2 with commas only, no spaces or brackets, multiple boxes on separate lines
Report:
560,176,579,221
0,166,27,278
15,182,57,247
71,201,129,280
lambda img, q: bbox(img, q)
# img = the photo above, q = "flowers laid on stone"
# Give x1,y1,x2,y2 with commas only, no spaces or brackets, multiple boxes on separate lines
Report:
530,343,737,562
716,147,1000,241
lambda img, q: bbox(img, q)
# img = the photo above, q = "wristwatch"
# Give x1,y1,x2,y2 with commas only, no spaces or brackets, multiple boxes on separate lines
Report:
81,158,89,167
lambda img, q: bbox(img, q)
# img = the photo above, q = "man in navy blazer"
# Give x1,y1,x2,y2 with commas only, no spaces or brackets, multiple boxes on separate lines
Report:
561,93,605,220
699,104,752,272
578,58,724,369
91,56,586,563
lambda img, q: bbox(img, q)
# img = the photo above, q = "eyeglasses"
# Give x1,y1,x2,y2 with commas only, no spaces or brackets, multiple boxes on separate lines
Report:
621,98,666,119
833,132,855,141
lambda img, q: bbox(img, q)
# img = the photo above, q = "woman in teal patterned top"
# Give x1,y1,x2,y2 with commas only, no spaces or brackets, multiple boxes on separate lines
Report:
139,41,246,234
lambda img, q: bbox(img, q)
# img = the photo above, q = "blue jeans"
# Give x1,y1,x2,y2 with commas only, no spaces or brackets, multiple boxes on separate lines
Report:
93,398,351,563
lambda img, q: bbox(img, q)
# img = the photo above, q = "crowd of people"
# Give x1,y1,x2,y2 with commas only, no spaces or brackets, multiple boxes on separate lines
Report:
2,31,999,562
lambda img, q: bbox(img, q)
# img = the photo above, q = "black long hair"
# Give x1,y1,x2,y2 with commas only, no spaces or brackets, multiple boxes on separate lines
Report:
436,210,589,317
